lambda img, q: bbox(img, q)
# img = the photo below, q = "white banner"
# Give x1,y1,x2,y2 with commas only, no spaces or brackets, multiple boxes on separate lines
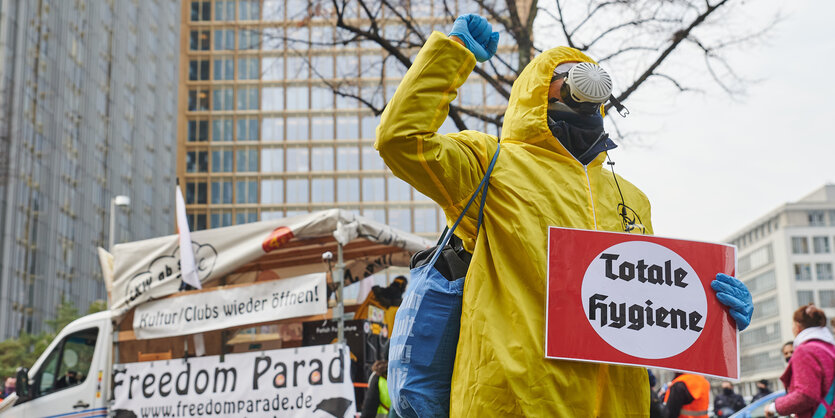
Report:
113,344,355,418
133,274,327,339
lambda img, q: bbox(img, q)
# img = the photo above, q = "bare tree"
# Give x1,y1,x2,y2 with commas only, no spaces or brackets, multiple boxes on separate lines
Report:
262,0,777,133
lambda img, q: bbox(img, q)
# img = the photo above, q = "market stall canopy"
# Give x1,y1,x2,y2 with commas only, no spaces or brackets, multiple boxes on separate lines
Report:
101,209,432,318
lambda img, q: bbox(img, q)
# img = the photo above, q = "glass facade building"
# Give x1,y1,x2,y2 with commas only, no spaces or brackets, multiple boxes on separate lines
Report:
178,0,513,240
0,1,180,339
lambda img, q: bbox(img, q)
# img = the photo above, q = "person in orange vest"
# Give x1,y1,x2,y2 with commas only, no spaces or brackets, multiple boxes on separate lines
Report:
360,360,393,418
663,373,710,418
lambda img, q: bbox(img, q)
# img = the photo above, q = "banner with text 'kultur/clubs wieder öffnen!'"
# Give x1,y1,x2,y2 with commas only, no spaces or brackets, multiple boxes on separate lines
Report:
132,274,327,339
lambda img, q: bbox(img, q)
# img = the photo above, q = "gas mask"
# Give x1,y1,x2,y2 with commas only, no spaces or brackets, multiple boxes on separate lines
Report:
550,62,629,117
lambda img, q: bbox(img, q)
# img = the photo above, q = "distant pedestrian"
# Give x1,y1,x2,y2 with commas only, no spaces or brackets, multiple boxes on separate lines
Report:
782,340,794,364
2,378,14,398
713,381,745,417
649,370,663,418
765,304,835,418
360,360,393,418
751,379,772,402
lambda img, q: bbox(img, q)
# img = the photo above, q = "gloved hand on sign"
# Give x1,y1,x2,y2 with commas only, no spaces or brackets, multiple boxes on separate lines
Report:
711,273,753,331
448,14,500,62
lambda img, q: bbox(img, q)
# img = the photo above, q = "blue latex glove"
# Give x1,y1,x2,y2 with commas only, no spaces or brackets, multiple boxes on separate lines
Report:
448,14,500,62
711,273,753,331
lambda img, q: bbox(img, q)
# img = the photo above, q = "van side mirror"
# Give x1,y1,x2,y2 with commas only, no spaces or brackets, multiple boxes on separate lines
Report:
14,367,30,400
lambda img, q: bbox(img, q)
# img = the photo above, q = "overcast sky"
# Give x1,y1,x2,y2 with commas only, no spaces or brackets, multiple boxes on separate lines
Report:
596,0,835,242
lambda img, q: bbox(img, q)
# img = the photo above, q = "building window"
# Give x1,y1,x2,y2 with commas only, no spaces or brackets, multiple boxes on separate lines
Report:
362,145,385,170
187,120,208,142
362,177,384,202
311,116,334,141
237,87,259,110
388,176,410,201
820,290,835,308
791,237,809,254
336,146,359,171
414,207,439,233
797,290,815,307
262,118,284,141
236,148,258,172
214,29,235,50
336,115,359,140
262,57,283,80
211,180,233,204
311,146,334,171
754,296,778,320
189,30,210,51
212,118,233,142
738,244,773,274
211,211,233,228
188,89,209,111
389,208,411,232
312,178,334,203
235,180,258,204
237,118,258,141
215,0,235,21
236,210,258,225
286,148,309,172
186,151,208,173
190,1,211,21
212,149,234,172
261,179,283,204
214,58,234,80
261,148,284,173
816,263,833,281
188,213,207,231
286,179,309,203
185,181,208,204
337,178,359,202
286,86,309,110
212,87,234,111
813,236,830,253
794,263,812,281
189,59,210,81
809,211,826,226
238,57,259,80
239,30,259,49
363,208,386,224
286,117,308,141
239,0,260,20
262,87,284,111
740,322,780,348
744,270,776,296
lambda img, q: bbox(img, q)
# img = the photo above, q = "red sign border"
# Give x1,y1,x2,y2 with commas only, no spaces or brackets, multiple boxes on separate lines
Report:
544,226,740,380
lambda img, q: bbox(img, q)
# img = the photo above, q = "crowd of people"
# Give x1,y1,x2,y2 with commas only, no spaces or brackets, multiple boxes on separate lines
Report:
647,303,834,418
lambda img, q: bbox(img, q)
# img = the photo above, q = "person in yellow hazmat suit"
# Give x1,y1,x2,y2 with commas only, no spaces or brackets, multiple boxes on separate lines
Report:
375,13,753,417
354,275,408,332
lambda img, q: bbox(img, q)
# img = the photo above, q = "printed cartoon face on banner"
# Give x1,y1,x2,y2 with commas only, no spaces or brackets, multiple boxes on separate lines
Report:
581,241,707,359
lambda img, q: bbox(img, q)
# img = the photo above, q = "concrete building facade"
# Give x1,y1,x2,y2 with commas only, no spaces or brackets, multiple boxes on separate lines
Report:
728,184,835,396
0,0,180,339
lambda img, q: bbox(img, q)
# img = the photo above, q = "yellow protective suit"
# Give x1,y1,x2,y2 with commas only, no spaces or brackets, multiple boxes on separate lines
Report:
376,32,654,417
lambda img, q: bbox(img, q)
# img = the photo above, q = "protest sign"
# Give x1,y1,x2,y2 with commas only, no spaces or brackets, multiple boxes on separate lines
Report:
545,227,738,379
133,274,326,339
113,344,355,418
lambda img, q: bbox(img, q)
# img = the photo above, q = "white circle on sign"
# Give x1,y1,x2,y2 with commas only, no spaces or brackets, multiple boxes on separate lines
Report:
581,241,707,359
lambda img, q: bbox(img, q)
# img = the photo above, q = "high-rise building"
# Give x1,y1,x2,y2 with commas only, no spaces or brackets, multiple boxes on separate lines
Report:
0,1,180,339
177,1,515,241
727,184,835,395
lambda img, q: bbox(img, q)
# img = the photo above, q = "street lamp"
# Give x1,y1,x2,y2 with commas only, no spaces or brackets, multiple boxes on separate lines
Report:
109,195,130,250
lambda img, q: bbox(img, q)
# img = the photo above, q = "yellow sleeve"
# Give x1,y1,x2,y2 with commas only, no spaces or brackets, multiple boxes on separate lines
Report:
375,31,498,233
